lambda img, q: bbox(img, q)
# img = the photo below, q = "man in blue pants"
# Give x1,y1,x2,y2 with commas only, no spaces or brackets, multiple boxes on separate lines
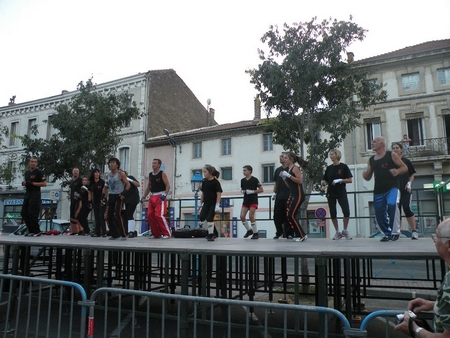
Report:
362,136,407,242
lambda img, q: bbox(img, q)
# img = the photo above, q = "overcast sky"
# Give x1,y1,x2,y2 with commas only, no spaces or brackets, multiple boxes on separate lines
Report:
1,0,449,124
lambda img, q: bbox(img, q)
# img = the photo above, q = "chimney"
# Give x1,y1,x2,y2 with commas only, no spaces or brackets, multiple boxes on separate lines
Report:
61,90,69,95
254,97,261,120
209,108,215,124
347,52,354,63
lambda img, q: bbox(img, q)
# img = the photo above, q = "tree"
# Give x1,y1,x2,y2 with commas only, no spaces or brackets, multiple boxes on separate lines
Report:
248,17,387,293
248,16,386,200
19,79,143,181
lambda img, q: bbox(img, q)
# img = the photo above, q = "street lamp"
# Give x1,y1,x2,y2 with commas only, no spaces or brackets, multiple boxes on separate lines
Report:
163,129,181,199
190,171,203,227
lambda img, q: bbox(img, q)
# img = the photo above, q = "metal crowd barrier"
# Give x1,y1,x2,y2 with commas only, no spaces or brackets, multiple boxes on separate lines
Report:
87,287,352,338
0,274,88,338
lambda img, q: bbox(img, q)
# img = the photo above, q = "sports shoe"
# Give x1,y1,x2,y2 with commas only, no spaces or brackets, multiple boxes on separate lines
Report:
108,237,118,240
391,234,400,241
128,231,136,238
251,233,259,240
120,236,127,241
342,230,352,240
161,235,170,239
26,233,35,237
295,235,308,242
411,231,419,240
70,233,78,236
333,232,342,240
273,235,280,239
287,235,294,240
244,230,253,238
33,232,43,237
206,234,215,242
380,236,390,242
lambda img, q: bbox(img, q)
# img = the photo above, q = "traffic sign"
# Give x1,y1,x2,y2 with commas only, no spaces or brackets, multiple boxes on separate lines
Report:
315,207,326,219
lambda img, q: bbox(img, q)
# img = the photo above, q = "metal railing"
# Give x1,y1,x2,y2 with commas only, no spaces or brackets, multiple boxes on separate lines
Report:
0,274,88,338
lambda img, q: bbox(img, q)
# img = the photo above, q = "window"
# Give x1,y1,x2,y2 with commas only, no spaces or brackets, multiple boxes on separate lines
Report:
9,121,18,146
193,142,202,159
119,147,130,173
364,118,381,150
27,118,37,139
438,68,450,86
262,164,275,183
406,116,424,146
401,73,420,91
46,115,57,140
222,139,231,156
263,134,273,151
221,167,232,180
121,95,134,128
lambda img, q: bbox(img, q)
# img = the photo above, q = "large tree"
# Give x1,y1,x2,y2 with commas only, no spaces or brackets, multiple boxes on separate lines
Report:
0,123,16,189
248,16,387,199
19,79,143,181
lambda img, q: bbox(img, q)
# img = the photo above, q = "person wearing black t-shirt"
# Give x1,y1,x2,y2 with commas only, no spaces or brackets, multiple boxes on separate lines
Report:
78,176,91,235
21,156,47,236
240,165,263,240
198,165,223,241
122,171,140,238
392,142,419,240
69,167,84,235
89,169,106,237
321,149,353,240
272,153,289,239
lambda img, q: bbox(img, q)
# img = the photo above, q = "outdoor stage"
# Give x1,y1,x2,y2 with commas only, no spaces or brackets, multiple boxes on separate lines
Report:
0,235,443,321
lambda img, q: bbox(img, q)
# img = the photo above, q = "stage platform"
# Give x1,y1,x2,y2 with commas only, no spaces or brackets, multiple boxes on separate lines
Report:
0,235,444,322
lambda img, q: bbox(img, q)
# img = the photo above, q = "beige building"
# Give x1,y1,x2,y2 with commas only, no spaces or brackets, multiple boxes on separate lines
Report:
0,69,216,226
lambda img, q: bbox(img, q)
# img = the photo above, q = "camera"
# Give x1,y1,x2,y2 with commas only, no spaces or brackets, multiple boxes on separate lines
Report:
396,310,416,323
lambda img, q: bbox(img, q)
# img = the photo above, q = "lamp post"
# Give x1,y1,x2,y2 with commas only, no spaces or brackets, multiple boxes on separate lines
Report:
163,129,181,199
190,171,203,227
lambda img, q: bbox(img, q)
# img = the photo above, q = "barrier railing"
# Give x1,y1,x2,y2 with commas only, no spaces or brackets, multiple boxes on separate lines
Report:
87,287,352,338
0,274,88,338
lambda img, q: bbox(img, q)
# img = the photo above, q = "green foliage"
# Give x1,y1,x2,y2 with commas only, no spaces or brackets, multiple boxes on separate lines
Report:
248,16,387,192
19,78,143,181
0,123,18,189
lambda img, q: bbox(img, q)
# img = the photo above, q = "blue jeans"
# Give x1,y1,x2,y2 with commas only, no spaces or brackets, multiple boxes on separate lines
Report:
373,188,400,236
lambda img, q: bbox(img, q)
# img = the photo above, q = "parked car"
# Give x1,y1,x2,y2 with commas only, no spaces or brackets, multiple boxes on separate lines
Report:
10,219,71,236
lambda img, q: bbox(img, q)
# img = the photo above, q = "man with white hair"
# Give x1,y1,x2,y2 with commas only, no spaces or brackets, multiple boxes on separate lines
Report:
395,218,450,336
362,136,407,242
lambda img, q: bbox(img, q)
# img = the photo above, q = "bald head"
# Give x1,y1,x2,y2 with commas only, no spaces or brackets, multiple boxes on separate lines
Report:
438,218,450,239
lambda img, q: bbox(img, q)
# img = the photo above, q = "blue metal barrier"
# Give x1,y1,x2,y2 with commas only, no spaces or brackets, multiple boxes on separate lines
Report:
87,287,352,338
0,274,88,338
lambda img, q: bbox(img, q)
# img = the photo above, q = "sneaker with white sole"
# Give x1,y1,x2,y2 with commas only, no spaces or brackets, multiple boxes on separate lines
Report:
342,230,352,240
333,232,342,240
161,235,170,239
411,231,419,240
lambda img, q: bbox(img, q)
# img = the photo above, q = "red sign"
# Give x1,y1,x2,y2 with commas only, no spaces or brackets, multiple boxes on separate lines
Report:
315,207,327,219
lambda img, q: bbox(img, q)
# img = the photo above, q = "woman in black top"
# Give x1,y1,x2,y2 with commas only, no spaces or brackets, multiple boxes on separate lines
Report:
122,171,141,238
89,169,106,237
198,164,223,242
321,149,353,240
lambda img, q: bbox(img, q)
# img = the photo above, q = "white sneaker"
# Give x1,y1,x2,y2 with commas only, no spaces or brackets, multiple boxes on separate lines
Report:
161,235,170,239
333,232,342,240
342,230,352,240
411,231,419,240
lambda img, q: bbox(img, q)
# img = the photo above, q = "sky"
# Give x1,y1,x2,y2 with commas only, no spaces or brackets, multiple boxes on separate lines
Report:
1,0,449,125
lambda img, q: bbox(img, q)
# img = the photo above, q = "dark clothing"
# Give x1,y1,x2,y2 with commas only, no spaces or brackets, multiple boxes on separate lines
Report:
370,151,400,193
241,176,261,205
398,157,416,218
285,166,306,238
107,194,127,238
21,168,45,234
323,163,353,198
273,166,290,200
69,177,83,232
323,162,352,219
149,171,166,193
199,178,223,223
123,175,140,221
89,179,106,236
273,166,290,237
79,188,91,233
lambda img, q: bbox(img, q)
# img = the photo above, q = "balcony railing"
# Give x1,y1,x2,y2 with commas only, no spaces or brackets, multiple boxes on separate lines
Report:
402,137,450,158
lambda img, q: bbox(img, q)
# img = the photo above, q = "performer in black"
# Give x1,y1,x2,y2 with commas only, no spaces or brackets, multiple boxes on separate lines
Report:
240,165,263,239
272,153,289,239
321,148,353,240
21,156,46,236
122,171,140,238
89,169,106,237
69,167,83,235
